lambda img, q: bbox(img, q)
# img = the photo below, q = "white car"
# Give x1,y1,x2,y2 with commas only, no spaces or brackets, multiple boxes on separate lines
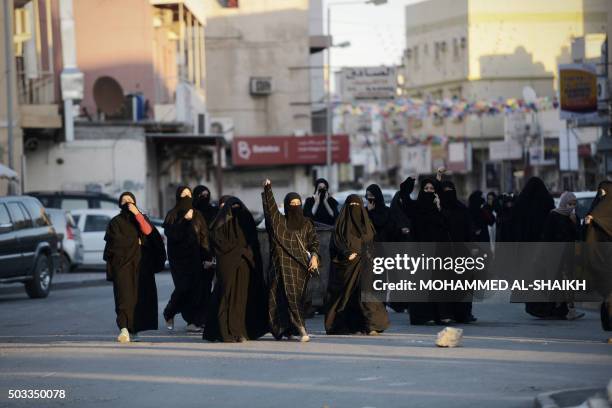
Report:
71,209,167,267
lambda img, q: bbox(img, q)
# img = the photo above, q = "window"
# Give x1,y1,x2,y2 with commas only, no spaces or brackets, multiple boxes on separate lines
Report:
22,199,49,227
7,202,28,230
61,198,89,211
99,200,117,210
84,215,111,232
0,204,11,226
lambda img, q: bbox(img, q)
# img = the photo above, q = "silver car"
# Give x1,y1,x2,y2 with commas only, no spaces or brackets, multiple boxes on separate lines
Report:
45,208,84,272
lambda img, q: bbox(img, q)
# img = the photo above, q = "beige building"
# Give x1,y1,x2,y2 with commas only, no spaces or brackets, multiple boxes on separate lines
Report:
399,0,609,194
203,0,327,210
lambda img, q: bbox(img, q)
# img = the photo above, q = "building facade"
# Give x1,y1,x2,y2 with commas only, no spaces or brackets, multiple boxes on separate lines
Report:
399,0,609,195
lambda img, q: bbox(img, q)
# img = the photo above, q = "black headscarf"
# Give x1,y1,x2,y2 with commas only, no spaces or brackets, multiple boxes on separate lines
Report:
211,196,256,243
313,178,330,194
513,177,554,241
416,178,438,214
284,192,306,231
333,194,375,254
193,185,219,222
397,177,416,214
399,177,415,202
468,191,484,220
118,191,136,213
366,184,390,227
163,186,193,226
193,185,211,207
589,181,612,237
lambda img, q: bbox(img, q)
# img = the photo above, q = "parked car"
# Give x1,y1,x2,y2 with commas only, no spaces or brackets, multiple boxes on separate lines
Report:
149,217,169,269
0,196,60,298
26,191,117,211
45,209,84,272
71,209,118,267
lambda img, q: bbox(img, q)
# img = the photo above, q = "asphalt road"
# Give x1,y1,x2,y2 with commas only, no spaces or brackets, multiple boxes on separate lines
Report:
0,273,610,408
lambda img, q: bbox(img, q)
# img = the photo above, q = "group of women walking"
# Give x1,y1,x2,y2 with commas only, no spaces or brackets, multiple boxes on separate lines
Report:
103,173,612,344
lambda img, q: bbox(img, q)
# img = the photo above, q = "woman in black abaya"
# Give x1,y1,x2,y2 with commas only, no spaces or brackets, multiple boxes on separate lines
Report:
534,191,583,320
440,181,477,323
389,177,417,242
365,184,392,242
513,177,556,318
104,192,166,343
387,177,417,313
163,186,211,332
303,178,339,226
409,178,453,325
262,179,320,342
468,191,495,243
204,196,268,342
325,194,389,335
584,181,612,339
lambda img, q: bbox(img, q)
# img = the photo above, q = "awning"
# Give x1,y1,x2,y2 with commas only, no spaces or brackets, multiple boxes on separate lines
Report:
146,133,225,146
0,164,19,180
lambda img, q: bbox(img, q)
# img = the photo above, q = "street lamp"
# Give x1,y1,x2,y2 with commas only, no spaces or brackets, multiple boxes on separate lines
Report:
325,0,387,190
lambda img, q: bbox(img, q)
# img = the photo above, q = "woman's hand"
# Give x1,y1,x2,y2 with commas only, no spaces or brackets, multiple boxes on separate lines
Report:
348,253,358,261
127,203,140,215
433,193,441,210
308,255,319,271
184,209,194,220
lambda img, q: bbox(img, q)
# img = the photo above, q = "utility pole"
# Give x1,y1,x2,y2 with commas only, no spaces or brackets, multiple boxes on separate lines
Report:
3,0,15,194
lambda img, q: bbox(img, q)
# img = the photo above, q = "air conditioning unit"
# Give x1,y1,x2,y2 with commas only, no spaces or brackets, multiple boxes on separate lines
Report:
250,77,272,96
209,117,234,142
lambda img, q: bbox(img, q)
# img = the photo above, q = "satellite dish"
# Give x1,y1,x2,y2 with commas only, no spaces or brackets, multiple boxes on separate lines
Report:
93,76,125,116
522,86,537,104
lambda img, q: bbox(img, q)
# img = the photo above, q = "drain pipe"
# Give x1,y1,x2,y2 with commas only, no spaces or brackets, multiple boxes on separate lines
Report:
59,0,83,143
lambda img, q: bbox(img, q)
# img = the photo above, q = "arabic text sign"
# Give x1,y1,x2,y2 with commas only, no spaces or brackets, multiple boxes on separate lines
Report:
232,135,350,166
340,66,397,101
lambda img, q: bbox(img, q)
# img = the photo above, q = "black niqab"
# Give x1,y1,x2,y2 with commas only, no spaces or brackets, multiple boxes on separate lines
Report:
284,192,306,231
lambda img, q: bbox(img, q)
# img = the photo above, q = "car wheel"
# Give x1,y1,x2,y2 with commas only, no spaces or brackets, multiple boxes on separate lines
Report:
59,253,71,274
25,254,52,299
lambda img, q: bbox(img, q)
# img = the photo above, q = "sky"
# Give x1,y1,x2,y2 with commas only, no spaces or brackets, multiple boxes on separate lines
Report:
325,0,424,70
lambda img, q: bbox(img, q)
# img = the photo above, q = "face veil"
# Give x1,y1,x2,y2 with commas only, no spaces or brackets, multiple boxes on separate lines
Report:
284,192,306,231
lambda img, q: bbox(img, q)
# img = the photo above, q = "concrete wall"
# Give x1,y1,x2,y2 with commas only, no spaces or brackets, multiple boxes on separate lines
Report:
72,0,157,116
204,0,312,136
24,127,149,211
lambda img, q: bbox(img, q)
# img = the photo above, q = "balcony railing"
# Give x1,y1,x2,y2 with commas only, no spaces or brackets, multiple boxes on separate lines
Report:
16,70,56,105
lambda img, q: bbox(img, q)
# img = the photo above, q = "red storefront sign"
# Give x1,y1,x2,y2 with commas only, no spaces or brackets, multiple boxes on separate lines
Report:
232,135,350,166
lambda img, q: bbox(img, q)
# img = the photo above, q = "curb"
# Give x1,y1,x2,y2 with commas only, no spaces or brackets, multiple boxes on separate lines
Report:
533,387,604,408
0,278,109,296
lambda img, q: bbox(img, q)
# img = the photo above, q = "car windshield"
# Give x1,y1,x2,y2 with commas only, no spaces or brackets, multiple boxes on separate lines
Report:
576,197,594,220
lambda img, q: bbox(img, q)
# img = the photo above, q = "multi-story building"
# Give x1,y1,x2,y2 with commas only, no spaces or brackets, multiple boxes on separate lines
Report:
203,0,329,209
399,0,609,194
1,0,63,196
21,0,211,216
